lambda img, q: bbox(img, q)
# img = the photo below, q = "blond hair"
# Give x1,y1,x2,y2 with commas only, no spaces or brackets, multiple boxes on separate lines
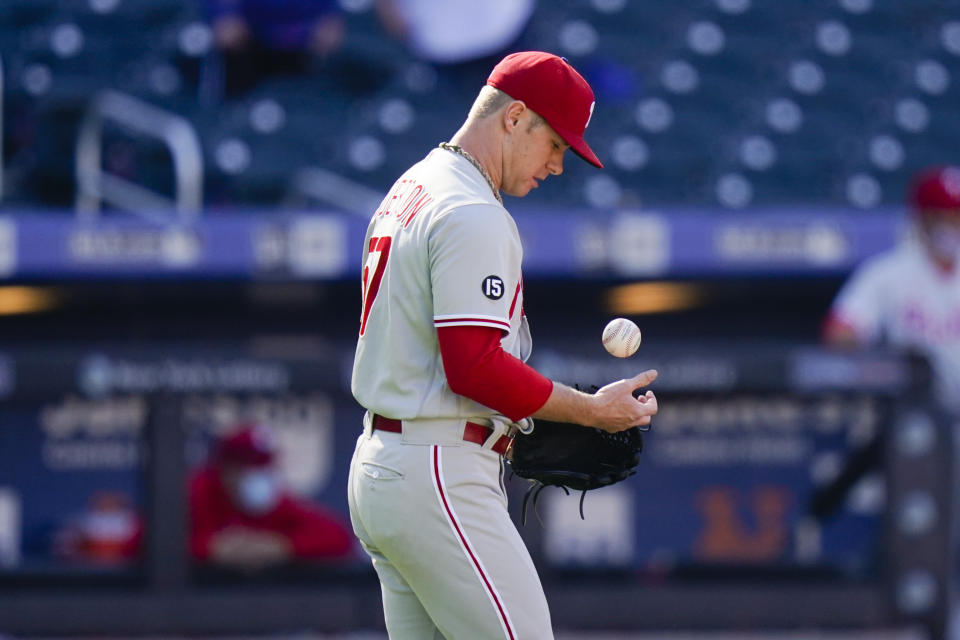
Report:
468,86,546,130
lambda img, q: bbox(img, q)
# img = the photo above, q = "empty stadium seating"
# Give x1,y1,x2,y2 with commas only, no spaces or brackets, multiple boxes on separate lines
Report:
1,0,958,212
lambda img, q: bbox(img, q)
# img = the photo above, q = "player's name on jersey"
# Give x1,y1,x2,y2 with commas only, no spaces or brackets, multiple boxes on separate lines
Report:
373,178,435,229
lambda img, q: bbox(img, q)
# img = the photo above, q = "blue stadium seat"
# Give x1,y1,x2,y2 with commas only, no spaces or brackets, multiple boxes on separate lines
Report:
3,0,960,210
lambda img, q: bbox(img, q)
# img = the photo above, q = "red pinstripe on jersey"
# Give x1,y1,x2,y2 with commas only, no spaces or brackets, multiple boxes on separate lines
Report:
434,316,511,332
431,446,515,640
508,279,522,320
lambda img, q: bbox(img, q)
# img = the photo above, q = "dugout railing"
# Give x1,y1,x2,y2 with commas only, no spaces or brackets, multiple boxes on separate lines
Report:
75,90,204,221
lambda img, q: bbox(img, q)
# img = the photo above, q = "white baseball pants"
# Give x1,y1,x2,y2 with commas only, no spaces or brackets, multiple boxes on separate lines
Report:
347,419,553,639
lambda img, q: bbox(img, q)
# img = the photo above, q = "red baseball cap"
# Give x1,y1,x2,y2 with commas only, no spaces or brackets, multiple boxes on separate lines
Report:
487,51,603,168
910,165,960,214
214,423,276,467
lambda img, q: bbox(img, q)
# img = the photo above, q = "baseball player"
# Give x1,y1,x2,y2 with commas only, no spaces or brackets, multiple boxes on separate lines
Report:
823,165,960,413
347,51,659,639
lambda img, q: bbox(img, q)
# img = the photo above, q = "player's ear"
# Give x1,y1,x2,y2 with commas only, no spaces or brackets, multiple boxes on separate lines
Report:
503,101,526,131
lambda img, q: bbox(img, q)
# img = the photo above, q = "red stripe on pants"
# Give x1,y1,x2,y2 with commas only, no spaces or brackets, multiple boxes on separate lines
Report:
431,446,515,640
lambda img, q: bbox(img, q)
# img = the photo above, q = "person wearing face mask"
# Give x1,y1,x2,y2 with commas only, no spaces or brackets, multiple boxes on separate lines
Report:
53,491,144,564
188,423,354,570
822,165,960,412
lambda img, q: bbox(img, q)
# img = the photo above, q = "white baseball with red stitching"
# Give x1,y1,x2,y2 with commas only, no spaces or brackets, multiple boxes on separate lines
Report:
602,317,642,358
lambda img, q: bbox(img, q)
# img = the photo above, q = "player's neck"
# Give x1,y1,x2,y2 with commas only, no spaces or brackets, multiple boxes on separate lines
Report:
449,125,502,192
919,238,959,274
932,255,957,275
922,246,957,274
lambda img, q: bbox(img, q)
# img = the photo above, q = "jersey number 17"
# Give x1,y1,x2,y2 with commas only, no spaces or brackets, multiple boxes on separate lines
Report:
360,235,392,336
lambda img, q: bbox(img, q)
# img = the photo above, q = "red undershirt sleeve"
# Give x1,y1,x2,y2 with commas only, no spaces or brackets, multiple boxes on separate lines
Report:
437,325,553,422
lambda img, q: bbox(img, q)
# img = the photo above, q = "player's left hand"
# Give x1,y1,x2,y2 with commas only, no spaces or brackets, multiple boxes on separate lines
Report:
592,370,659,432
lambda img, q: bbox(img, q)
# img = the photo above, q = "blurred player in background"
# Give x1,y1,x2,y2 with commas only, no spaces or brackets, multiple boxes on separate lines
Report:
53,491,143,565
188,423,354,570
823,165,960,414
348,51,658,639
821,165,960,605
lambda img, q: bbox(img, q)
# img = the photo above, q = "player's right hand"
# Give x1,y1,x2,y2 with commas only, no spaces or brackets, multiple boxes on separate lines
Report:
593,369,658,433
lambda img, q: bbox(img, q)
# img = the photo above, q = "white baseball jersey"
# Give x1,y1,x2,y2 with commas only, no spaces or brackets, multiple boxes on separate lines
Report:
830,235,960,411
351,147,533,421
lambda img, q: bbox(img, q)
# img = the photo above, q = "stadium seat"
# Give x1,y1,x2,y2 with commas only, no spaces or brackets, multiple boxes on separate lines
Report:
2,0,959,210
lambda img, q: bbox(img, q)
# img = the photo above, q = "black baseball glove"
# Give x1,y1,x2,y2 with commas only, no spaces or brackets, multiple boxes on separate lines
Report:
507,404,647,525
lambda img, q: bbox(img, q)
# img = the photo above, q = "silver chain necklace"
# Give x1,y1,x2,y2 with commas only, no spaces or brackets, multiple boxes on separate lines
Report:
439,142,503,205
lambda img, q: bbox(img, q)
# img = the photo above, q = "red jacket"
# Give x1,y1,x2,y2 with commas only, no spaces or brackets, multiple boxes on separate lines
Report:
188,466,354,561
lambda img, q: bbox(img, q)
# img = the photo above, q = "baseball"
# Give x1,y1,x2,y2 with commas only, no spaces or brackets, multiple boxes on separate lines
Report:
602,318,642,358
